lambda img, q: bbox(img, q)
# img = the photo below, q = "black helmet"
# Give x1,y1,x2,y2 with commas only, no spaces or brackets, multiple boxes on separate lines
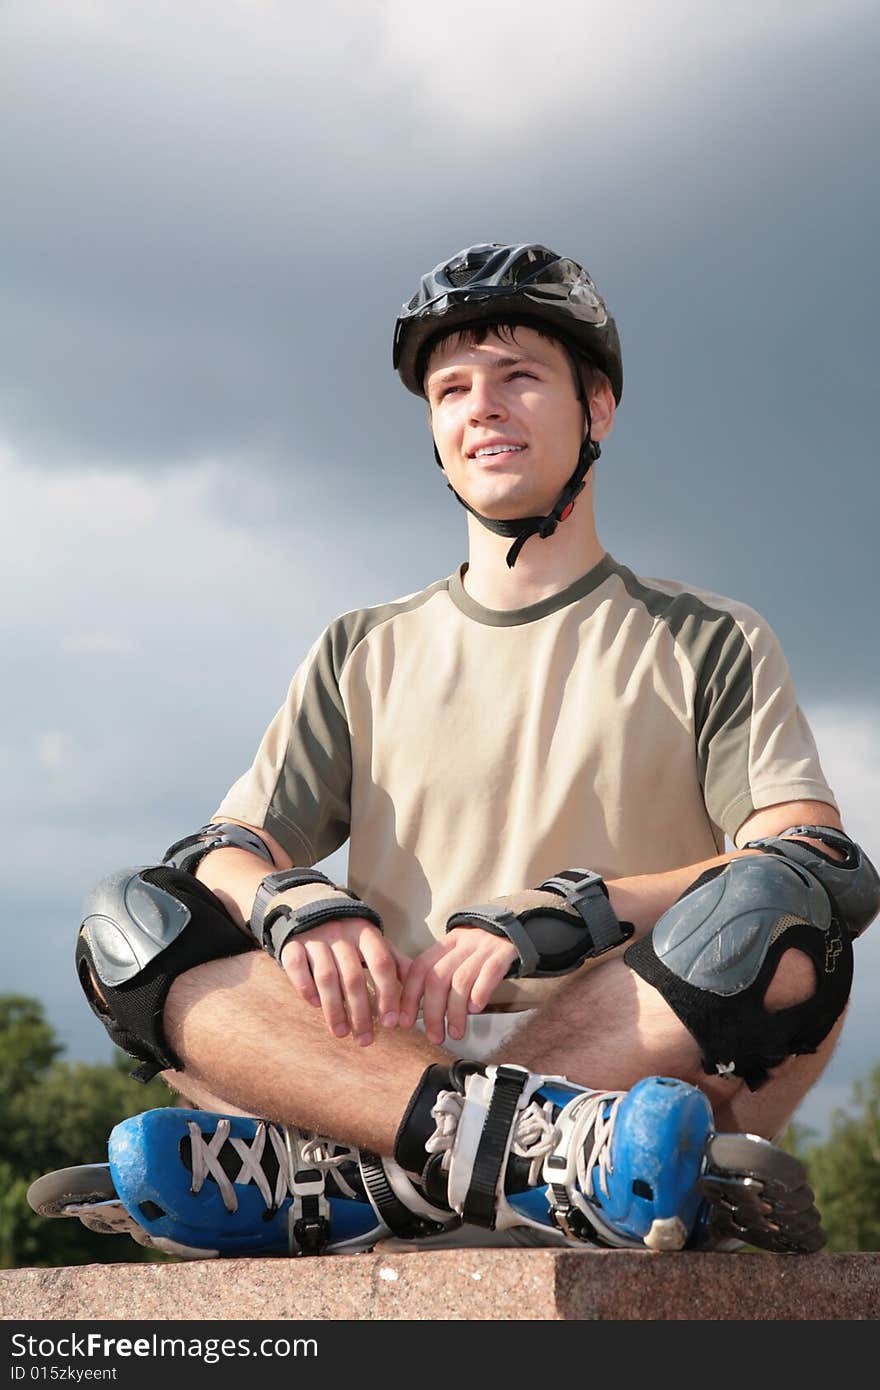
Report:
392,242,622,568
393,242,622,403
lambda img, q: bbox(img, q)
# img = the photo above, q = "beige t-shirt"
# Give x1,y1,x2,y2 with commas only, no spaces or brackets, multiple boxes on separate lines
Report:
215,552,837,1009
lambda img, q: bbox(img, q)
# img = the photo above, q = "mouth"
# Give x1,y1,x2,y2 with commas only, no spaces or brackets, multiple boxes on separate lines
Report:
468,443,527,463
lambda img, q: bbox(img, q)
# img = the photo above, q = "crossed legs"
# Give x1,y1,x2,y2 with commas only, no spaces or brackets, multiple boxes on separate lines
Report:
160,940,840,1151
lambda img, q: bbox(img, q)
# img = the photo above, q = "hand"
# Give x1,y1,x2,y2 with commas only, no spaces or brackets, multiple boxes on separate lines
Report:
398,927,518,1045
280,918,411,1046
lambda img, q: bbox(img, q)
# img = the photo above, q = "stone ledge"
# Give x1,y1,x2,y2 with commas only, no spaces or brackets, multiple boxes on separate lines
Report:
2,1250,879,1321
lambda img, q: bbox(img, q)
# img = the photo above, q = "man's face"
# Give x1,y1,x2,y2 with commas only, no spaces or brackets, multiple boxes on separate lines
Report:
424,325,610,520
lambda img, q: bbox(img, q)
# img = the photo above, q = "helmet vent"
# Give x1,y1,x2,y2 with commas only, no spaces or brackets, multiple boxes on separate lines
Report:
447,261,477,287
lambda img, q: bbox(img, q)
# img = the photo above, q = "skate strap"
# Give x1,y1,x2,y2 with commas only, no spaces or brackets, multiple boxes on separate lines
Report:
289,1167,331,1256
359,1154,448,1239
461,1065,531,1228
541,1089,635,1249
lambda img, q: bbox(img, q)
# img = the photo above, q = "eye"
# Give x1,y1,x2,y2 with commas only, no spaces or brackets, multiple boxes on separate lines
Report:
438,384,464,399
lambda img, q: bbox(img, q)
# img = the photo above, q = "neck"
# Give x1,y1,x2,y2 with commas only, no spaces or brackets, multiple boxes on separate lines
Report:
461,485,605,611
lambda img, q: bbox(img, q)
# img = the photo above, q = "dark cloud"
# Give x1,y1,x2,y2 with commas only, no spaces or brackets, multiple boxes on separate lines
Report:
3,3,880,1122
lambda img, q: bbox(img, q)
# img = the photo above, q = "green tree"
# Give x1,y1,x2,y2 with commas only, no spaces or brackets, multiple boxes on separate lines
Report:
0,995,174,1269
795,1064,880,1252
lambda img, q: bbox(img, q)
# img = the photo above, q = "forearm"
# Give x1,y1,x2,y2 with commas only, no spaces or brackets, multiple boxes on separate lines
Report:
607,848,759,939
195,826,293,929
607,803,849,940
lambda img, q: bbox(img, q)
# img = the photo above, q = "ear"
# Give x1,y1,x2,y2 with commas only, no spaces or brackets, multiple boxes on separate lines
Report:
587,379,616,443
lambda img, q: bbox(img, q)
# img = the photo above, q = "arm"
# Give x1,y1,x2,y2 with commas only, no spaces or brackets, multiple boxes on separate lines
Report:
400,798,846,1045
188,619,412,1044
193,818,409,1046
606,798,846,938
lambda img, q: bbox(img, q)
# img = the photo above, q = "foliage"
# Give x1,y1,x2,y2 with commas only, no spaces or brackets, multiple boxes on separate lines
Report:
0,995,174,1269
789,1064,880,1252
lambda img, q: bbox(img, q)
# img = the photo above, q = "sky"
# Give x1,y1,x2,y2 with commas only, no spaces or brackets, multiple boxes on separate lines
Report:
2,0,879,1140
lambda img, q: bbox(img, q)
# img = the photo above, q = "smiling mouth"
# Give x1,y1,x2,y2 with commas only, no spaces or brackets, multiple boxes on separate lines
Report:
470,444,527,459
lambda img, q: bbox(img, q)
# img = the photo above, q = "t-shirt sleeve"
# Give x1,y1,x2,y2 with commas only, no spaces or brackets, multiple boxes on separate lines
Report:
695,603,838,841
212,623,352,865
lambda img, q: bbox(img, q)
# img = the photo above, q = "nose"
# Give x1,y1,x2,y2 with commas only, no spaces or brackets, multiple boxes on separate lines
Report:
467,374,508,425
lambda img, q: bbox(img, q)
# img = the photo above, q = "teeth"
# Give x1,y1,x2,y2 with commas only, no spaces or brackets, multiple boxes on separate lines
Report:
474,445,524,457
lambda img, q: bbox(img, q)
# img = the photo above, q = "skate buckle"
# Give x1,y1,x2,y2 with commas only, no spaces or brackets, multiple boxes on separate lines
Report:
545,1157,592,1243
289,1167,331,1257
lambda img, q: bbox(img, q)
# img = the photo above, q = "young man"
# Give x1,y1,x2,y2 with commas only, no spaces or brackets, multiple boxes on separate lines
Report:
32,243,879,1260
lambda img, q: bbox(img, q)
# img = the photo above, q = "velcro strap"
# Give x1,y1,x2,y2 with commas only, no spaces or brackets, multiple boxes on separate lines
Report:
445,904,540,976
446,871,630,977
265,897,384,960
462,1065,529,1229
250,868,335,947
540,870,629,955
252,868,384,957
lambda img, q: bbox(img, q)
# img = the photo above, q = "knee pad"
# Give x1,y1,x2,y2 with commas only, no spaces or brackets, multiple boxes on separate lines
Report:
624,854,853,1091
76,865,258,1083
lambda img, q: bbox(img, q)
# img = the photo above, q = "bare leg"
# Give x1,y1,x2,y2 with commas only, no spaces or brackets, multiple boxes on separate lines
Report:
160,931,834,1154
498,946,837,1140
162,951,448,1156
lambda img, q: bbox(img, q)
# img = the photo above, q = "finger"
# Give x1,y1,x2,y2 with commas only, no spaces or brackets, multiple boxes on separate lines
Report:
359,935,404,1027
470,948,517,1012
421,956,458,1046
389,943,413,986
398,953,434,1028
446,960,482,1041
332,939,375,1044
303,940,350,1038
279,938,321,1007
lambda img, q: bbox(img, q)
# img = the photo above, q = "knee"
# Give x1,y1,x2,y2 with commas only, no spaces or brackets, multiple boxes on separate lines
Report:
763,946,817,1010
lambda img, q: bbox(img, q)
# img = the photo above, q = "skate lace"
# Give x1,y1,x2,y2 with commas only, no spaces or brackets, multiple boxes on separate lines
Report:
298,1136,360,1200
568,1090,625,1200
424,1090,464,1169
187,1120,359,1214
425,1087,624,1195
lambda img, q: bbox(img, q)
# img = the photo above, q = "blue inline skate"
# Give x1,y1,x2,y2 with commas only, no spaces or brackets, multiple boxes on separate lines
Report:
27,1109,455,1258
396,1061,825,1254
27,1066,824,1257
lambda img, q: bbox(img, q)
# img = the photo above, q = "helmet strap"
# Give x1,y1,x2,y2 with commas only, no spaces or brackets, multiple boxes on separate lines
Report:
434,380,600,569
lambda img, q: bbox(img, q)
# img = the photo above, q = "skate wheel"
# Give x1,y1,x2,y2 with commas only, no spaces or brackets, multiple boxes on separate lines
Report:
27,1164,117,1218
699,1133,826,1254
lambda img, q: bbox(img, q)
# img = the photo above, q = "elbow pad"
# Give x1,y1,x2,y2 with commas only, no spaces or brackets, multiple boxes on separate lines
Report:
162,822,276,876
743,825,880,939
446,869,633,978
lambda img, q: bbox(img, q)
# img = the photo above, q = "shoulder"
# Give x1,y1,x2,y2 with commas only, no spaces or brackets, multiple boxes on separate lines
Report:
609,560,781,648
319,574,453,676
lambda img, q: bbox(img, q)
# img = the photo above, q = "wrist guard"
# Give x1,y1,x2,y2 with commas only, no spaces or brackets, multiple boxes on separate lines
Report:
446,869,633,978
250,868,384,959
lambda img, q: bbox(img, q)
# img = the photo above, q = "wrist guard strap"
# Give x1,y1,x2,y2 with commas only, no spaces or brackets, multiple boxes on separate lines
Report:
446,869,632,977
250,868,384,959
